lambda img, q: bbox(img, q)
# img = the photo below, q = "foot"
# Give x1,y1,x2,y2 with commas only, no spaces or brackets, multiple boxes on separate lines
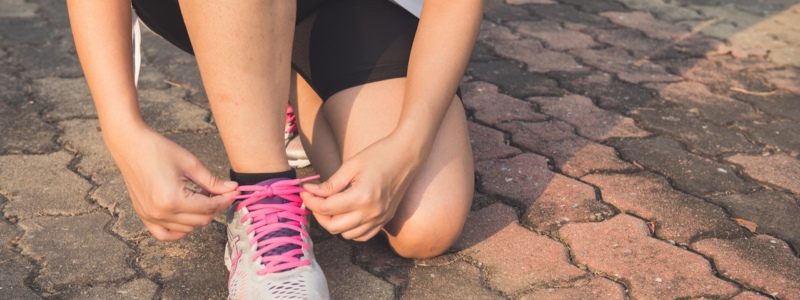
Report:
285,105,311,168
225,176,329,299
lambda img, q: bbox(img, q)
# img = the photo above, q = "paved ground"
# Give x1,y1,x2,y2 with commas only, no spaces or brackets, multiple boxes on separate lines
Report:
1,0,799,299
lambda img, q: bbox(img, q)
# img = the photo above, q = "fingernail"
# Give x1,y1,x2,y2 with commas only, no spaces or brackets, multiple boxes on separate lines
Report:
223,181,237,188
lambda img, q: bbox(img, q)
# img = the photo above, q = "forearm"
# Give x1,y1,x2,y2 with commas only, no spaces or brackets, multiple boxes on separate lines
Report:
67,0,145,137
395,0,482,154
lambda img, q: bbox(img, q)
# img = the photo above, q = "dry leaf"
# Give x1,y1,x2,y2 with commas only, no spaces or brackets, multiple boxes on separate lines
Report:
732,218,758,233
713,45,769,59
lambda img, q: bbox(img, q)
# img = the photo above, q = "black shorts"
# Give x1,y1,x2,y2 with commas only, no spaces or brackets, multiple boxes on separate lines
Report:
132,0,445,101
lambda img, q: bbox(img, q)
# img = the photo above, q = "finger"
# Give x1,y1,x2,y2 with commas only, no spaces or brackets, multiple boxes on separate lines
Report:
349,226,383,242
303,162,356,197
313,210,364,235
170,213,216,227
159,221,196,234
145,222,190,241
302,190,359,216
177,190,239,215
341,223,380,241
182,157,238,195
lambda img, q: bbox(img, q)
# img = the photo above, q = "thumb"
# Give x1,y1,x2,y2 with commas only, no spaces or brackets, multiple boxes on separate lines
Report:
304,163,355,197
184,159,238,195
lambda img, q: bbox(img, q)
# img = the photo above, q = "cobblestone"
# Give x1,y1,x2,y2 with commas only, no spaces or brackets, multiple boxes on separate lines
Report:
515,27,598,51
731,291,774,300
401,262,502,300
18,213,135,293
735,120,800,154
632,107,761,156
498,120,636,177
478,20,519,42
3,0,800,298
0,152,94,218
467,60,563,98
468,122,523,162
522,174,616,232
709,190,800,252
32,77,96,121
0,220,22,261
0,99,59,154
316,238,395,300
455,204,586,295
58,119,116,178
90,170,146,240
462,81,547,125
600,11,688,40
529,94,649,141
518,277,626,300
693,235,800,299
583,172,750,244
0,257,40,299
560,214,740,299
726,153,800,195
552,71,658,114
530,4,615,28
137,88,214,133
494,38,585,73
571,48,682,84
659,81,762,125
613,136,760,195
7,43,83,79
0,0,39,18
60,279,158,300
136,223,229,300
475,153,552,207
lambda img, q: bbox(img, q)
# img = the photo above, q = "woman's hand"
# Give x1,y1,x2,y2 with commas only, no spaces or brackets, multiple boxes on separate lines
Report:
301,132,423,241
105,125,239,241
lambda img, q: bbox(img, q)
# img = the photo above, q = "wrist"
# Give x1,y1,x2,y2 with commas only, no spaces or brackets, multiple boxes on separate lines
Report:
99,114,150,144
391,122,436,160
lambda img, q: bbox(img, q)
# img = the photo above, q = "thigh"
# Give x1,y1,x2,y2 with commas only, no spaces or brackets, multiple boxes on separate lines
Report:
132,0,333,55
300,77,473,258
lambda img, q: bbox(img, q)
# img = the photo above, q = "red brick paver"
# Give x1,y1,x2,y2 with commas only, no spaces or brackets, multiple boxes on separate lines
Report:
559,214,740,299
726,153,800,196
583,172,749,244
693,235,800,300
454,204,586,296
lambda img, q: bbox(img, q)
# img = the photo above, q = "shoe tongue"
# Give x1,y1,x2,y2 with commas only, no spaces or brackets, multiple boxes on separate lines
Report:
251,178,303,263
253,178,292,205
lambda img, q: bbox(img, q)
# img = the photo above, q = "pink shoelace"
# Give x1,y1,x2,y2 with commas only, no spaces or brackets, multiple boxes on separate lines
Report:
231,175,319,274
285,105,298,137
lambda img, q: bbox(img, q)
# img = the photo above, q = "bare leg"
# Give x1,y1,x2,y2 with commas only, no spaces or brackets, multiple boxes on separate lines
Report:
294,76,474,258
177,1,295,173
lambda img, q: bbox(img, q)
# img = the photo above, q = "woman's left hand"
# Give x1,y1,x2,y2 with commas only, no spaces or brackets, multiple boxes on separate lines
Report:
301,132,424,241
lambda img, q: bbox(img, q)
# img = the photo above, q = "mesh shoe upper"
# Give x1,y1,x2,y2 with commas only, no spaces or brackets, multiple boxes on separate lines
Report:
225,176,329,299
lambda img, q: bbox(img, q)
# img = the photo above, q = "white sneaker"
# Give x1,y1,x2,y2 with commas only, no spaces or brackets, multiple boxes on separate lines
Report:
285,105,311,168
225,176,329,299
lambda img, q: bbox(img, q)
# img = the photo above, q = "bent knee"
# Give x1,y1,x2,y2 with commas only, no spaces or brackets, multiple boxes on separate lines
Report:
387,222,465,259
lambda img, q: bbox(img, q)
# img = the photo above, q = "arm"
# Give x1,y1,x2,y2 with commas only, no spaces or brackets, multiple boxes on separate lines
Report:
397,0,483,160
67,0,238,241
303,0,482,240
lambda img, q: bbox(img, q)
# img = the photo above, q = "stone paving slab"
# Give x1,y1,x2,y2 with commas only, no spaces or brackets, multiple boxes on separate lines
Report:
2,0,800,299
559,214,740,299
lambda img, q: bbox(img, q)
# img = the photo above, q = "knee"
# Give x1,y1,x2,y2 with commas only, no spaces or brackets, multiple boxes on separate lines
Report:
387,221,465,259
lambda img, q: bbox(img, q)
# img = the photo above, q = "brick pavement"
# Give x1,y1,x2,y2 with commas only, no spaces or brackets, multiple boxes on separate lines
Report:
1,0,799,299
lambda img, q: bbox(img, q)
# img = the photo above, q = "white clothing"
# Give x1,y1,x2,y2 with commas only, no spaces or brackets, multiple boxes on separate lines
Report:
391,0,423,18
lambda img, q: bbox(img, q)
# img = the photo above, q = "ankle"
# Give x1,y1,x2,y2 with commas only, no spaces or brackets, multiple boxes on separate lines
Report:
230,169,297,186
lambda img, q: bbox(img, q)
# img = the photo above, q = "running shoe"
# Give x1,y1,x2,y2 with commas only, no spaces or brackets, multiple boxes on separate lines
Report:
285,105,311,168
225,176,329,300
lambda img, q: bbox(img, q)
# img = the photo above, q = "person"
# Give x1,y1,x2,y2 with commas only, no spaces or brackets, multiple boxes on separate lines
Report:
67,0,481,298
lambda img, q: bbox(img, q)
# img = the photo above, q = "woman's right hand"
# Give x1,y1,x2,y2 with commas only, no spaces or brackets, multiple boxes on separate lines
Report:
67,0,237,241
105,124,239,241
